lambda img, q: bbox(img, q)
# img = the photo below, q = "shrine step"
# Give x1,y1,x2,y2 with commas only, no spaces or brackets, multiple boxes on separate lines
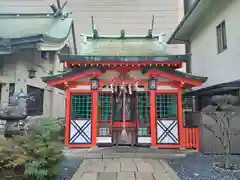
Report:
62,147,189,159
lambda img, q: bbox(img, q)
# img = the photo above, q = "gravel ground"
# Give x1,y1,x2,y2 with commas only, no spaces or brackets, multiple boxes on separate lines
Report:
167,153,240,180
56,156,82,180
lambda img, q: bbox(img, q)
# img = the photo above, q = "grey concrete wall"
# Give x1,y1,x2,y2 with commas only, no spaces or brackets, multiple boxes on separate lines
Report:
0,49,65,118
0,0,185,55
199,113,240,154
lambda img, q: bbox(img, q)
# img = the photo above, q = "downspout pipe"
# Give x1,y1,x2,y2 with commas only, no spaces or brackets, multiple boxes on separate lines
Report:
71,21,78,54
171,37,191,73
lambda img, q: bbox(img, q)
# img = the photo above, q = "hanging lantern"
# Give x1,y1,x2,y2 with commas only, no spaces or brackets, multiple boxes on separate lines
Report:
148,77,157,90
28,68,36,79
91,77,99,90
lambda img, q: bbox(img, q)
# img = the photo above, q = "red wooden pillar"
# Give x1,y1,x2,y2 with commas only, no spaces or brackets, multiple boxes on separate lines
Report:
177,88,184,148
64,88,70,146
91,90,98,146
150,90,156,147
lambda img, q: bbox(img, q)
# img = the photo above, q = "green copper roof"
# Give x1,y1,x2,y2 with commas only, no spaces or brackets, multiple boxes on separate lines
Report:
142,66,208,83
42,66,105,82
79,37,167,56
58,54,188,63
42,66,207,84
0,14,72,54
0,14,72,39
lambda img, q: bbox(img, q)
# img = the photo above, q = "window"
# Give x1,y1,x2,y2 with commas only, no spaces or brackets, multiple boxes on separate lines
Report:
27,85,44,116
216,21,227,53
156,94,177,119
71,94,92,119
8,83,15,105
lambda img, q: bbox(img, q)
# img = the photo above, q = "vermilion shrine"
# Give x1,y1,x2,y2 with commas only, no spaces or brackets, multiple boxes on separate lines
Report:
43,27,207,150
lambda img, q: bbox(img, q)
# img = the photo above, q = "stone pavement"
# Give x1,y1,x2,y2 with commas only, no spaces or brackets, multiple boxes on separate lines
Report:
72,158,180,180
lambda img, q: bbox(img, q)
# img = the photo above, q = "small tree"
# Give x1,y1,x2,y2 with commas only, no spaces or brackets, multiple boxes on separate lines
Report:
23,118,64,179
202,94,240,169
0,118,64,179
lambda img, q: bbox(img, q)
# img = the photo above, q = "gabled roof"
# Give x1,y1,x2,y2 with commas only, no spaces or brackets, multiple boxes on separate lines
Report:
80,36,167,56
42,66,207,86
0,13,72,54
167,0,226,44
58,35,188,64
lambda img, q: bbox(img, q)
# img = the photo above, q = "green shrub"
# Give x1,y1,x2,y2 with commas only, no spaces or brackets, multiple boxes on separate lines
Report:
0,118,64,180
0,136,27,169
23,118,64,179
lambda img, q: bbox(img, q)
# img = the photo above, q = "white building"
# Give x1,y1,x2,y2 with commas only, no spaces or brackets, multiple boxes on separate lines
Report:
168,0,240,110
0,11,74,118
168,0,240,153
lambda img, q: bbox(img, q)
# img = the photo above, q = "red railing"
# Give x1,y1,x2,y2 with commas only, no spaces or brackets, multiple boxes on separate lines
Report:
183,128,200,152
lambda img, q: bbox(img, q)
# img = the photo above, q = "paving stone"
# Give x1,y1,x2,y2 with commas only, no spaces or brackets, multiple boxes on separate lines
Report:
135,162,154,172
135,172,154,180
120,158,137,172
85,159,105,172
105,160,121,172
117,172,136,180
80,173,98,180
72,160,90,180
98,172,117,180
160,160,180,180
70,149,181,180
153,172,172,180
144,159,167,173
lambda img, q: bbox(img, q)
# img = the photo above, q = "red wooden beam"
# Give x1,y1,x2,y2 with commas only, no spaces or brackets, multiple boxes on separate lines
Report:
47,69,103,86
145,69,203,86
65,61,182,68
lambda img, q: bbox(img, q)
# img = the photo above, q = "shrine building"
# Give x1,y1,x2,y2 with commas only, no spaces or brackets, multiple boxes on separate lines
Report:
42,30,207,151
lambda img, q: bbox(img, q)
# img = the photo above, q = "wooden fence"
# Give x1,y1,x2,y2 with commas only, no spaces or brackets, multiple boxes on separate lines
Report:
183,128,200,152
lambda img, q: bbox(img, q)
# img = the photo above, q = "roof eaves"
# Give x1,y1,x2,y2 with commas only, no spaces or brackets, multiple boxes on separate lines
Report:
184,79,240,96
86,35,160,40
167,0,201,44
42,66,105,82
0,13,55,18
0,35,43,46
58,54,189,63
141,66,208,83
43,18,73,42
